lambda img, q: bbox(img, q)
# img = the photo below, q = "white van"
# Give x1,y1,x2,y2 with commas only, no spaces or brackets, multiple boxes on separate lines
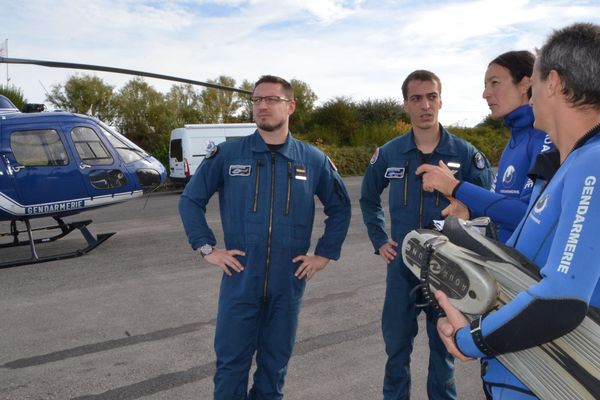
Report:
169,123,256,185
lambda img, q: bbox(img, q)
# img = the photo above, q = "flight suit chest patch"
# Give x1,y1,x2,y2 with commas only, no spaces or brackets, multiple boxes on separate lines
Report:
385,167,405,179
447,161,461,175
229,165,251,176
294,166,307,181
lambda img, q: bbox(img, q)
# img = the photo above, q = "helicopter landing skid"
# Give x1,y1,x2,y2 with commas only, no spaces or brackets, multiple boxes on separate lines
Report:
0,218,115,268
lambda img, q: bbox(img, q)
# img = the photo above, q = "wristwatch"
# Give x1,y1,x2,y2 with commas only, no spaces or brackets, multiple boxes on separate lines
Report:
198,244,213,257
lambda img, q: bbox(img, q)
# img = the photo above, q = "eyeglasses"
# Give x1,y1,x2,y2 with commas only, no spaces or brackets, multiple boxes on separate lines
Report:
251,96,291,105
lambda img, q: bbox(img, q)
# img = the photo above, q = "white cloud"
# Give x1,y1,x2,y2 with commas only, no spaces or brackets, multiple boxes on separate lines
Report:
1,0,599,126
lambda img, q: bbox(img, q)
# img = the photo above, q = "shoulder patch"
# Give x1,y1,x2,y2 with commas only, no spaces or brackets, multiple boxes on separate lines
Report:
205,140,219,159
473,152,486,170
327,156,338,172
370,147,380,164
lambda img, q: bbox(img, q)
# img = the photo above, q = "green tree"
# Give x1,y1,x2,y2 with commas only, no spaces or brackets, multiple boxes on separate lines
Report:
356,98,408,125
308,96,359,146
289,78,317,135
236,79,254,123
200,75,242,123
0,84,27,110
46,74,116,122
165,84,203,127
477,114,505,130
114,77,169,150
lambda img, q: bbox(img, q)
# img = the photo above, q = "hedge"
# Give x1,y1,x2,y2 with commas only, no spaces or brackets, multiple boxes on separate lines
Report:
308,124,509,177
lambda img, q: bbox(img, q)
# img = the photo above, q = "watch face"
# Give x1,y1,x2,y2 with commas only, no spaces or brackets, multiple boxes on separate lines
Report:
200,244,213,256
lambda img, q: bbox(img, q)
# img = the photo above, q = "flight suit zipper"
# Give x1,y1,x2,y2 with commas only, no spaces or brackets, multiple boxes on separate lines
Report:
263,153,276,302
285,161,292,215
403,161,409,207
419,186,424,228
253,159,263,212
435,191,440,208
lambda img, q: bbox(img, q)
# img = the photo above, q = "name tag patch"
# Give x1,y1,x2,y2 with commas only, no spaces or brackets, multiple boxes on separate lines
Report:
385,167,405,179
295,166,307,180
229,165,251,176
447,161,461,173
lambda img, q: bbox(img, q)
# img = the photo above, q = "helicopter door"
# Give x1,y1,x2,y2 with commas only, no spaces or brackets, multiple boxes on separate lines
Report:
66,125,136,200
4,127,89,213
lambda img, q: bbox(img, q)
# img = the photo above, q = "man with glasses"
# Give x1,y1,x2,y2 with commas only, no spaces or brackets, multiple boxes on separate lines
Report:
179,75,351,399
360,70,493,399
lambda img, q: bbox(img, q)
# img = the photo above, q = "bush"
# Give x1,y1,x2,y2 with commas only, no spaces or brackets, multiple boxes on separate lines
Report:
307,97,360,146
350,121,411,147
306,123,509,177
149,140,170,172
0,85,27,110
447,125,510,167
313,141,375,176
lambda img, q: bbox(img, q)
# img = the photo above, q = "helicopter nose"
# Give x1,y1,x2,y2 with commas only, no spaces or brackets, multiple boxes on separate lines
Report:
136,168,164,192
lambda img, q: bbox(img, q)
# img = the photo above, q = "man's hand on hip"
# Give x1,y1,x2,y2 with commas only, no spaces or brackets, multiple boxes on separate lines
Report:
203,248,245,276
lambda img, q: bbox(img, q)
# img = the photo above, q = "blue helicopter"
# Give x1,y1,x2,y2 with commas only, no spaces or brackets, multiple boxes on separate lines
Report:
0,56,252,268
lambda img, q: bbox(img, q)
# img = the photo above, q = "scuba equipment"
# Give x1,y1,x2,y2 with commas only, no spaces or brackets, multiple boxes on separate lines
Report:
402,216,600,400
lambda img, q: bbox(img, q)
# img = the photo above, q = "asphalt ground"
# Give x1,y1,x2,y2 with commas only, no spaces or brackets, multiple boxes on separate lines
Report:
0,176,484,399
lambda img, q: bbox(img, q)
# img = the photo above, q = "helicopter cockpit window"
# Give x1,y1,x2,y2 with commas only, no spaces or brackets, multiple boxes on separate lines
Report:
71,127,114,165
97,122,146,164
10,129,69,166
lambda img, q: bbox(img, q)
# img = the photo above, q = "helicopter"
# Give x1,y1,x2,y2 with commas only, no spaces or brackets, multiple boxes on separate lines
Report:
0,56,252,268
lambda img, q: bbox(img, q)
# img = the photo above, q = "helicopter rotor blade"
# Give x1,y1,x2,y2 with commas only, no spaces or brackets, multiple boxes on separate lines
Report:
0,56,253,95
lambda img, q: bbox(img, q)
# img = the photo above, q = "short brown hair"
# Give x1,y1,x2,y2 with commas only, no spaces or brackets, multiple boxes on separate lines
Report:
254,75,294,99
401,70,442,100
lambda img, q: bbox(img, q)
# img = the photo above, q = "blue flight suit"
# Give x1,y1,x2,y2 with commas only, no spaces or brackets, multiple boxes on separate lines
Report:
179,131,351,400
453,105,552,242
360,125,493,400
455,126,600,399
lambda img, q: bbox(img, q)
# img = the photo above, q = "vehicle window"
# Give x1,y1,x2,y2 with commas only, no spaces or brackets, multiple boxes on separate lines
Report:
225,136,243,142
10,129,69,166
170,139,183,161
0,96,18,111
97,122,146,164
71,127,113,165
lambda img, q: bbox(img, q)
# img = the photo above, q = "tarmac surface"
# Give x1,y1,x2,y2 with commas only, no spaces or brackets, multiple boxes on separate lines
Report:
0,176,484,399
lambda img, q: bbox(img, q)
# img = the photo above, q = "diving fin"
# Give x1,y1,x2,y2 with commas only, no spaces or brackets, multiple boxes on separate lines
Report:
402,217,600,400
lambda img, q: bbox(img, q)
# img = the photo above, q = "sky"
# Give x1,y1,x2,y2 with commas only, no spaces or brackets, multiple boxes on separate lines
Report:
1,0,599,127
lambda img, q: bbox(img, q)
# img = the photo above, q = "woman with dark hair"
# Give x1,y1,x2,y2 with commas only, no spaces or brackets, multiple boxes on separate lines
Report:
435,23,600,400
417,50,552,243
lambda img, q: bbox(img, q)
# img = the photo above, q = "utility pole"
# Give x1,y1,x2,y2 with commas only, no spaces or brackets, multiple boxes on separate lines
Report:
5,39,9,86
0,39,8,86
